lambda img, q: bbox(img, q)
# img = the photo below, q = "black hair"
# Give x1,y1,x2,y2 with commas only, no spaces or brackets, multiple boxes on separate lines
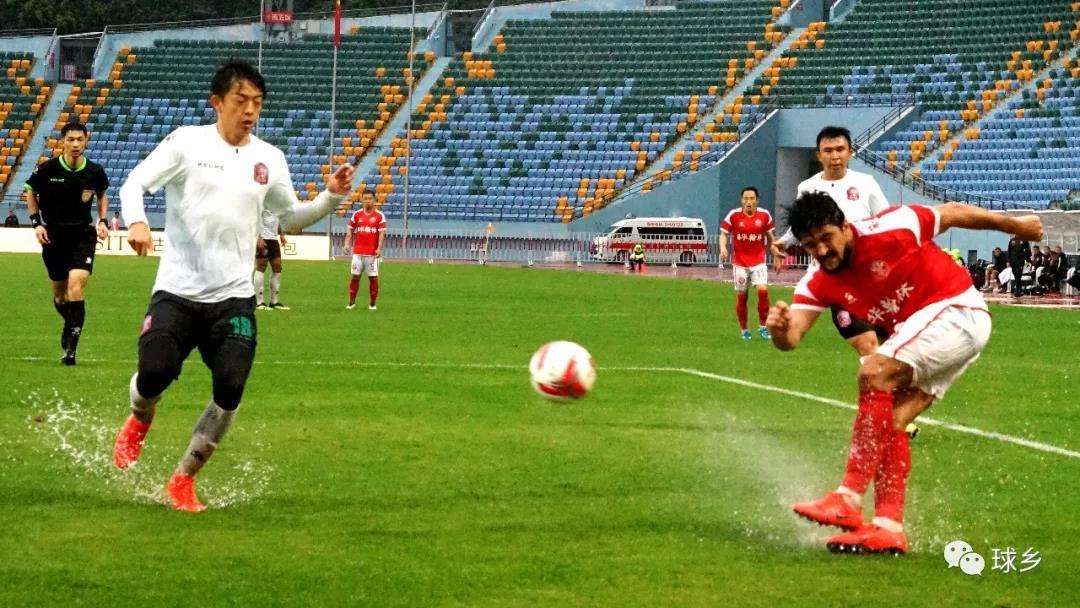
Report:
60,122,88,137
740,186,760,197
785,191,846,240
816,125,852,150
210,60,267,98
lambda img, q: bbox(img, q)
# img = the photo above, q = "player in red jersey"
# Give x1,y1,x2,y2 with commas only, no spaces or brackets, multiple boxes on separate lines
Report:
344,191,386,310
719,186,776,341
766,191,1042,555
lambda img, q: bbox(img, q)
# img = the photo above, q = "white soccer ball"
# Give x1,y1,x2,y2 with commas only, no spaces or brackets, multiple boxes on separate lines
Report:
529,341,596,401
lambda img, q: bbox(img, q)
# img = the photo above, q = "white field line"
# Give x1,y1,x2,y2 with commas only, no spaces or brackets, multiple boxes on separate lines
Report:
10,357,1079,459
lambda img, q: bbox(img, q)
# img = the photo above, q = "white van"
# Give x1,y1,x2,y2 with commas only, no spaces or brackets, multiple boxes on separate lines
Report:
591,217,709,265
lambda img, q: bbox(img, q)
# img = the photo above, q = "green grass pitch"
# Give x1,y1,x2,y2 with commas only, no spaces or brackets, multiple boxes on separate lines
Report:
1,253,1077,606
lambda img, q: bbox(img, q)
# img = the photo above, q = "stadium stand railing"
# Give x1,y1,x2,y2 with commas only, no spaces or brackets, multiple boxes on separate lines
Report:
736,0,1079,210
35,28,430,213
356,0,797,224
0,52,53,196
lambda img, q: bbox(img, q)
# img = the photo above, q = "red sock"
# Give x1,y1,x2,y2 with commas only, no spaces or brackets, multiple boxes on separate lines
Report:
348,278,360,303
874,428,911,523
369,276,379,305
841,389,894,494
756,288,770,326
735,292,749,330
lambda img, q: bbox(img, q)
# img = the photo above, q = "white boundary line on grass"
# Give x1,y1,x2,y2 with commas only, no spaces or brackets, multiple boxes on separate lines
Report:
11,357,1079,460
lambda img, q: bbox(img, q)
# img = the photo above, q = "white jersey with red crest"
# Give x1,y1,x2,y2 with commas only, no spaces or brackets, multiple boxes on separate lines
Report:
348,208,387,255
791,205,982,334
720,208,774,267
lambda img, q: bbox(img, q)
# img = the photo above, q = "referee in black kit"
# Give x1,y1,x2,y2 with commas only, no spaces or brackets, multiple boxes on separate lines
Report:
24,122,110,365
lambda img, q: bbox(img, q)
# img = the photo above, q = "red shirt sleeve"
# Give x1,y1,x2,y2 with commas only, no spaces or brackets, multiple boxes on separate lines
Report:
347,212,359,231
377,213,387,231
762,210,775,232
908,205,940,242
720,211,733,234
791,269,827,311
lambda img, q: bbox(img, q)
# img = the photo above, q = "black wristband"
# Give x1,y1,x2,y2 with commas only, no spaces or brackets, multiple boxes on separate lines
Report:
30,213,42,228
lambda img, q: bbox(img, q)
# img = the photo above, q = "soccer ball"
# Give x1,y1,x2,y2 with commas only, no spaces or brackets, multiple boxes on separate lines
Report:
529,341,596,401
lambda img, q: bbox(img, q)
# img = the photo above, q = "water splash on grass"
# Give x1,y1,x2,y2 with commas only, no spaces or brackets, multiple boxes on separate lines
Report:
25,390,273,510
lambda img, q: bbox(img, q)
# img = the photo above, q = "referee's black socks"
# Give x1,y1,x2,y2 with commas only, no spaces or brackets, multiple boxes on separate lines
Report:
65,300,85,353
53,298,68,320
54,299,70,350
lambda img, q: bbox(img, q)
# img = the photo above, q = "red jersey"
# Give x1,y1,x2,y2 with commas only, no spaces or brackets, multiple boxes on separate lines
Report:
721,208,775,267
792,205,976,334
348,208,387,255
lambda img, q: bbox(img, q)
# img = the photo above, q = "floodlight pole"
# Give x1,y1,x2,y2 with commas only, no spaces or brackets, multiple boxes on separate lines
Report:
258,0,264,73
257,0,264,137
403,0,417,253
328,9,340,260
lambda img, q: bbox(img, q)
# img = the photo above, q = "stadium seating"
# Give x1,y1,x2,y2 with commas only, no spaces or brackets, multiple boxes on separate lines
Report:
358,0,792,223
39,29,427,211
0,53,51,195
919,63,1080,208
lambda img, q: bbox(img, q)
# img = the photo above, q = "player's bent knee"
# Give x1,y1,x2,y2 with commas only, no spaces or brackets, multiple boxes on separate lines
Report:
857,356,896,392
211,340,255,411
137,336,183,398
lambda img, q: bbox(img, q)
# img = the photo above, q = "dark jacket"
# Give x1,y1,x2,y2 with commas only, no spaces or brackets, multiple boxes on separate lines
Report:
991,250,1008,272
1007,239,1030,269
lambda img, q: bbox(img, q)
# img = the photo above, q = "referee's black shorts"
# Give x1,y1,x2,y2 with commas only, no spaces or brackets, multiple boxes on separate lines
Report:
830,305,890,343
41,227,97,281
256,239,282,261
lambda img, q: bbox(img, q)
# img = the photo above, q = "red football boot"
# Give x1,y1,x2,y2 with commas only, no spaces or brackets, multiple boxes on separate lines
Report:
113,415,151,469
792,491,863,531
166,473,206,512
826,524,908,555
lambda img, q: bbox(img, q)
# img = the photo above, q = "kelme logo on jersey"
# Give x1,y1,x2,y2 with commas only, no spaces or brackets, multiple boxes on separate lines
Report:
253,162,268,185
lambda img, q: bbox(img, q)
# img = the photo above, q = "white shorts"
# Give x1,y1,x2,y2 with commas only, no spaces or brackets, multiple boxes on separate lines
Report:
350,254,380,277
876,290,991,400
733,264,768,292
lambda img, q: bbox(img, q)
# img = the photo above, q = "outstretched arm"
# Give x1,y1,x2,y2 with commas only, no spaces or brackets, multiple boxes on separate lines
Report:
936,202,1043,241
267,164,354,232
766,301,821,351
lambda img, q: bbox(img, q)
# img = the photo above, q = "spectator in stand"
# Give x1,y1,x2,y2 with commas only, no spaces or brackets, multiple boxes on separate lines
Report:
1040,247,1068,292
984,247,1006,292
1031,245,1046,269
4,208,18,227
969,259,988,291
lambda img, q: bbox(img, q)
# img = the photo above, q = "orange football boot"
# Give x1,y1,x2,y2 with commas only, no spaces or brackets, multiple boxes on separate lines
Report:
166,473,206,512
113,415,151,469
792,491,863,531
826,524,908,555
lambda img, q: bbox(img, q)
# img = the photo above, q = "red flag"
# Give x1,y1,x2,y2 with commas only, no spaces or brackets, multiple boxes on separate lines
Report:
333,0,342,48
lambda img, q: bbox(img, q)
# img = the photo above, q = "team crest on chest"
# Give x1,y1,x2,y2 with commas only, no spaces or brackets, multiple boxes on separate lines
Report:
253,162,268,185
870,260,889,280
81,189,94,203
847,187,860,201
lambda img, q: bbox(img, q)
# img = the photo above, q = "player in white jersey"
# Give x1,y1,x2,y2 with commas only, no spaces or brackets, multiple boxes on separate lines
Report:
775,126,891,358
254,209,289,310
112,61,355,512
